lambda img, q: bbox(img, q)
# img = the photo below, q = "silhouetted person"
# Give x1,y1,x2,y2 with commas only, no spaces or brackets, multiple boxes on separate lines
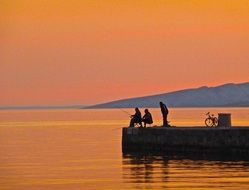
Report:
129,107,142,127
160,101,169,127
142,109,153,127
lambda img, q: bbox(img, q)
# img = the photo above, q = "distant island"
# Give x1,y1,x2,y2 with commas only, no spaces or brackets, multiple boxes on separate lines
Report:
86,82,249,108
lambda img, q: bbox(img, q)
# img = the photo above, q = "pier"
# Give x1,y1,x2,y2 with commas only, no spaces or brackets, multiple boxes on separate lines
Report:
122,127,249,153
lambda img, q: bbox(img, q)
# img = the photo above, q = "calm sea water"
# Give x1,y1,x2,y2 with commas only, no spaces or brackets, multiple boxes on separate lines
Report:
0,108,249,190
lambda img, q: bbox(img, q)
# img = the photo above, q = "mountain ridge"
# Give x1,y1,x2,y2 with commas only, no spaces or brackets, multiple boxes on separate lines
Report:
86,82,249,108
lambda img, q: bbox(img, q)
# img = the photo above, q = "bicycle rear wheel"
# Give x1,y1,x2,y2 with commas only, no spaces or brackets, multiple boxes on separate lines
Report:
205,118,213,127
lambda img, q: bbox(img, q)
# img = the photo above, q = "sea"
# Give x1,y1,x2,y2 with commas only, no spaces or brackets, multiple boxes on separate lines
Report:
0,108,249,190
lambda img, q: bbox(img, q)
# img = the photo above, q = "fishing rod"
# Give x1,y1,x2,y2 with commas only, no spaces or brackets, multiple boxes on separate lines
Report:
111,108,131,131
118,108,132,117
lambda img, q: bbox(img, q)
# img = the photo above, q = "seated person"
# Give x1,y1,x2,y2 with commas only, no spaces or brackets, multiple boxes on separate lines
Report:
129,107,142,127
142,109,153,127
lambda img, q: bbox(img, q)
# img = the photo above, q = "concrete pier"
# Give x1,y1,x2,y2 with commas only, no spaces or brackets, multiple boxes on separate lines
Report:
122,127,249,153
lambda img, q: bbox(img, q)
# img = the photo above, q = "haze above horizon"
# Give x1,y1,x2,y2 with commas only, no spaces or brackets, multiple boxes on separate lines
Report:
1,0,249,106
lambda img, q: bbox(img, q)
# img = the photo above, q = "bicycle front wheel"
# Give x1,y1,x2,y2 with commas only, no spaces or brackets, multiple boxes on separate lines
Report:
205,118,213,127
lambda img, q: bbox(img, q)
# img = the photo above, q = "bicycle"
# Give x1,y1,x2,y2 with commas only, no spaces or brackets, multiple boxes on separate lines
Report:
205,112,218,127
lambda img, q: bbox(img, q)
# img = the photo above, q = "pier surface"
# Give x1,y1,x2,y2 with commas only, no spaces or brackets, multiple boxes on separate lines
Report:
122,127,249,153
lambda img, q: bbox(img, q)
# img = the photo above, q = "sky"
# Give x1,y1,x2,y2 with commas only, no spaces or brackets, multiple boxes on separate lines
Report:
1,0,249,106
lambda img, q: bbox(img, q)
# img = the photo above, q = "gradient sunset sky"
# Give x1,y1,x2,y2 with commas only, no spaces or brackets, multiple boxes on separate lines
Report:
1,0,249,106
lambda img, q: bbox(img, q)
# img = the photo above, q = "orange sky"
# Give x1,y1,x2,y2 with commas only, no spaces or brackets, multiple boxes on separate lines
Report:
1,0,249,106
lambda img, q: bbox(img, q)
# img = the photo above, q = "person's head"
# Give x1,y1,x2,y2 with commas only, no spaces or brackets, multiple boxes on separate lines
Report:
159,102,163,106
135,107,139,112
144,109,149,113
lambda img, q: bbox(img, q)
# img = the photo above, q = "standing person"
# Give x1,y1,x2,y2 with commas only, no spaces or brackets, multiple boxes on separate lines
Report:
160,101,169,127
142,109,153,128
129,107,142,127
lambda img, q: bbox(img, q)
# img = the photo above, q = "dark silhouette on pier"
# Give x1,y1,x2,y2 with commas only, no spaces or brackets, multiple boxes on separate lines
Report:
160,101,168,127
129,107,142,127
142,109,153,127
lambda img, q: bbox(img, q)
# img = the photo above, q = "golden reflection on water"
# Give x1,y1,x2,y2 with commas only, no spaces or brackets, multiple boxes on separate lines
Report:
0,108,249,189
123,153,249,189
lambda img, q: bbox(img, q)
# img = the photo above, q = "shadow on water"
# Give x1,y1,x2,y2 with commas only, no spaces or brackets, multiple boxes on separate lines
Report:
122,151,249,188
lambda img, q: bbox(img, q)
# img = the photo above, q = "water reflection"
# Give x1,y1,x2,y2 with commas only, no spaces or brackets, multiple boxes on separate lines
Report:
123,153,169,184
123,152,249,189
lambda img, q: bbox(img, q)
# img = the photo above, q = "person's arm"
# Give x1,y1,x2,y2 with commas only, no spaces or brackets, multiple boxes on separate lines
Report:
143,114,147,120
165,105,168,114
130,113,135,118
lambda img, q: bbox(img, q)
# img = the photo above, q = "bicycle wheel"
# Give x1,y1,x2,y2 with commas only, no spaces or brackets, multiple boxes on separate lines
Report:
212,117,218,127
205,118,213,127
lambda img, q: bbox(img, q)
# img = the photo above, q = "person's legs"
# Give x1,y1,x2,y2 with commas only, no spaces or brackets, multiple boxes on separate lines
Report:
139,121,143,127
130,118,142,127
163,114,169,127
163,115,167,127
129,117,135,127
143,118,149,128
143,121,147,128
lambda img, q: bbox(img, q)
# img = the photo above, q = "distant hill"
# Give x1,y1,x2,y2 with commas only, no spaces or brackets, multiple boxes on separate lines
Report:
86,82,249,108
